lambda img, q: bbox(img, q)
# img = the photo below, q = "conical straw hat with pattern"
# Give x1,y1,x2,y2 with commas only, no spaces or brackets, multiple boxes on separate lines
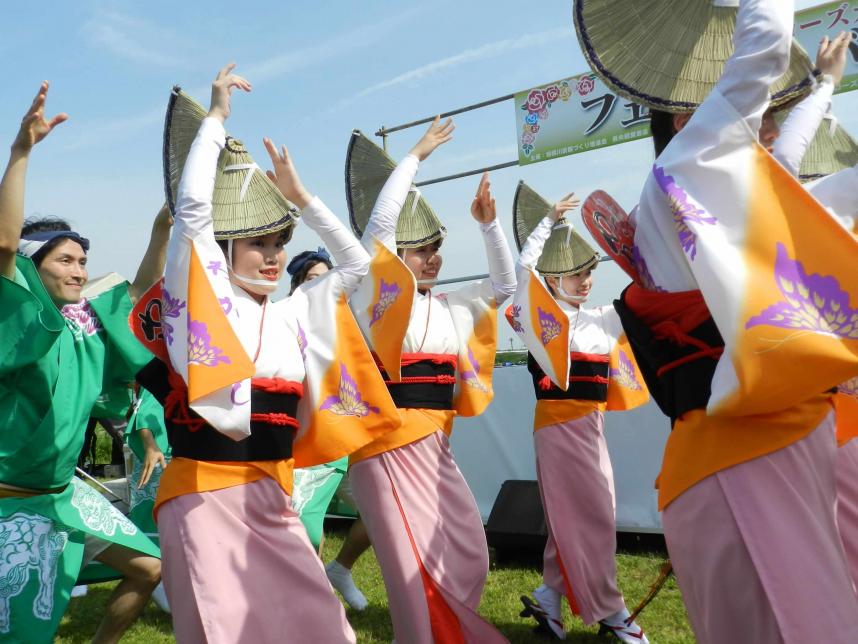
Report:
513,180,599,276
345,130,445,248
573,0,815,114
163,87,297,240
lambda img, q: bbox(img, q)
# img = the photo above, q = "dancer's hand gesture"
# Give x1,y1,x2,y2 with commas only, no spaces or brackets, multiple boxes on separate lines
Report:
12,81,68,153
551,193,580,222
263,138,312,210
816,32,853,85
470,172,496,224
136,429,167,489
208,63,252,123
409,116,455,162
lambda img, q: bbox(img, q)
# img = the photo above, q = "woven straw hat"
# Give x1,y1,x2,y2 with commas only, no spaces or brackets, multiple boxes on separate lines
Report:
345,130,445,248
798,119,858,182
513,181,599,276
573,0,814,114
164,87,297,240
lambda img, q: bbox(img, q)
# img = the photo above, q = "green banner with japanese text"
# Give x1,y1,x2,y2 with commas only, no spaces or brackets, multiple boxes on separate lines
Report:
515,2,858,165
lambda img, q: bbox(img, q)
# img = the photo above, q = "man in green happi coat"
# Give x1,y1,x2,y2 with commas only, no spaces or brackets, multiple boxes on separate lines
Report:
0,82,169,643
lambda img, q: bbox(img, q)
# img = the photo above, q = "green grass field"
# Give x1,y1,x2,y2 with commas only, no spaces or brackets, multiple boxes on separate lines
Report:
58,528,693,643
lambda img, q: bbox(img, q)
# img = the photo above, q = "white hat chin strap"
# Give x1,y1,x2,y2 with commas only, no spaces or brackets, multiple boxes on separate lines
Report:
223,162,260,202
226,238,280,291
554,276,587,303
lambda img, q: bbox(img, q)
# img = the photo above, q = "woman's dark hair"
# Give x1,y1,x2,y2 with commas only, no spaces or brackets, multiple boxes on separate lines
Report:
289,257,333,295
649,109,678,158
21,217,75,267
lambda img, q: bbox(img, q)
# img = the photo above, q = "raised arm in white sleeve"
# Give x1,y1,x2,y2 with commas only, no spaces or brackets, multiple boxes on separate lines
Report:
772,77,835,176
361,154,419,253
516,215,553,271
479,219,516,304
714,0,794,133
172,117,225,242
806,163,858,229
301,197,369,296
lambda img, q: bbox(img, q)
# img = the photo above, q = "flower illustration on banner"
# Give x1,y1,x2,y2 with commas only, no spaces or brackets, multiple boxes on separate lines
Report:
161,287,186,346
544,85,561,103
538,307,561,346
461,346,489,392
526,89,547,112
525,112,539,125
746,243,858,339
576,75,595,96
610,350,643,391
507,304,524,334
320,363,380,417
61,298,102,337
370,279,402,327
839,377,858,399
559,81,572,101
653,165,718,261
187,320,232,366
522,132,535,146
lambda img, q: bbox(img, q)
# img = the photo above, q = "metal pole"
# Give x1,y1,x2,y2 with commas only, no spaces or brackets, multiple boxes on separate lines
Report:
415,160,519,187
375,93,515,138
432,257,614,287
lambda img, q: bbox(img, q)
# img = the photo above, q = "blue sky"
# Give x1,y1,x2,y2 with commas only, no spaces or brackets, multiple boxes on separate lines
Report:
3,0,854,349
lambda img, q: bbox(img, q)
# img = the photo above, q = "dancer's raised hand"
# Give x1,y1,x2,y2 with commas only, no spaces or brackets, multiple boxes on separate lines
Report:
470,172,496,224
817,31,853,85
263,138,312,210
208,63,252,123
409,116,455,162
12,81,68,153
551,193,580,222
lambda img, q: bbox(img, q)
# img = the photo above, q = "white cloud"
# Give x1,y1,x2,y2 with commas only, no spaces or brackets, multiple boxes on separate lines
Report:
332,27,571,112
81,11,190,68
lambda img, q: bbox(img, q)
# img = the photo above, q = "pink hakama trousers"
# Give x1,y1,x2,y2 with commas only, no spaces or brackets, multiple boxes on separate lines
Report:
158,477,355,644
836,438,858,588
350,430,507,644
662,413,858,644
535,412,626,625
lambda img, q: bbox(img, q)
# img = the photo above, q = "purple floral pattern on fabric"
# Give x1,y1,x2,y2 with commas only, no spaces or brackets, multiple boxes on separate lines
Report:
839,377,858,400
631,245,666,293
230,382,249,405
187,320,232,366
461,346,489,393
538,307,561,346
653,165,718,262
296,320,308,363
509,304,524,334
319,363,380,417
609,350,643,391
746,243,858,339
161,288,186,346
369,279,402,328
61,298,102,336
207,260,228,278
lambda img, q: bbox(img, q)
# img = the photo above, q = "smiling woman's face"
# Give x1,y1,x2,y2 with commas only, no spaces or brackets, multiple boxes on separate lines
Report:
37,238,88,305
401,240,443,288
230,231,286,297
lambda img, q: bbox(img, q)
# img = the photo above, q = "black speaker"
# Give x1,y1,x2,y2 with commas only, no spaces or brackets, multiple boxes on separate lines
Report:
485,480,548,553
